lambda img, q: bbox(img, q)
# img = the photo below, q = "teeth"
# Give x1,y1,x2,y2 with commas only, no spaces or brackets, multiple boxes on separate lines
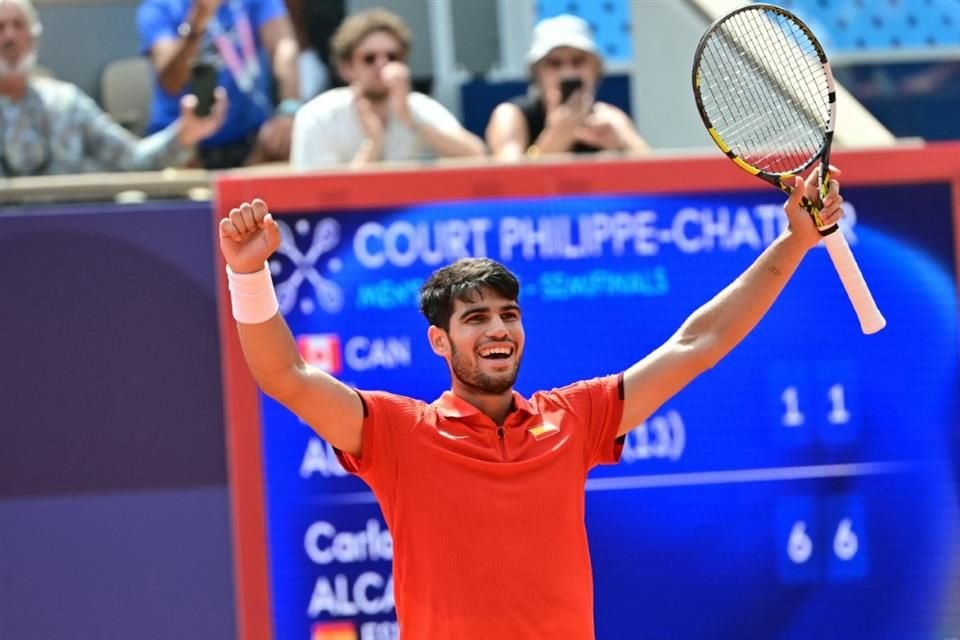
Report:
480,346,512,357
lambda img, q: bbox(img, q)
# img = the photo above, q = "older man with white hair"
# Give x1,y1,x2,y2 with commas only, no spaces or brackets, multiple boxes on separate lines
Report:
0,0,225,177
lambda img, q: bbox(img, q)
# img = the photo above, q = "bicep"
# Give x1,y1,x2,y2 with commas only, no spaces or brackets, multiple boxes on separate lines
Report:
485,103,528,160
282,364,365,457
618,335,713,435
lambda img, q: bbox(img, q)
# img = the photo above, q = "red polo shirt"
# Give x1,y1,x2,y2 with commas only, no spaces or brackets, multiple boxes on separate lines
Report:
336,374,625,639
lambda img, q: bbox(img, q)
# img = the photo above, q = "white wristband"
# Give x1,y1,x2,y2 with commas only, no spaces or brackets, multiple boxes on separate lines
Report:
226,263,280,324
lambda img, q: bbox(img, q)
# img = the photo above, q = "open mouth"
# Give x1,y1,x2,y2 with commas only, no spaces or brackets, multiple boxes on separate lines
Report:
478,345,514,360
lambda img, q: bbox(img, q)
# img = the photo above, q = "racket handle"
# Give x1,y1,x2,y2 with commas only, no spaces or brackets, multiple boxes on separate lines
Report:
822,232,886,334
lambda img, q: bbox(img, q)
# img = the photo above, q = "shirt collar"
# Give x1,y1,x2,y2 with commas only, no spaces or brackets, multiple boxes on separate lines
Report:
433,390,538,419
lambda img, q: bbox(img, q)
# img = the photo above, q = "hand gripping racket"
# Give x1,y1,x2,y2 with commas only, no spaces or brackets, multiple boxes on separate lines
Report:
692,3,886,334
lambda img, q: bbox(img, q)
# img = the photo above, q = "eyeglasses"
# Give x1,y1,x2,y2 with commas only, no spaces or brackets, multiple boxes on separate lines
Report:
360,50,402,66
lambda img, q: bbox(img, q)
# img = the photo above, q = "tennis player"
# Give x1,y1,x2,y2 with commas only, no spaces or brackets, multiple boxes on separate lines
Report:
220,169,842,638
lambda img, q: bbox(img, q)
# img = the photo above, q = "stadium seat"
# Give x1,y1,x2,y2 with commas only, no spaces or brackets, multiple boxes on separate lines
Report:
100,56,152,136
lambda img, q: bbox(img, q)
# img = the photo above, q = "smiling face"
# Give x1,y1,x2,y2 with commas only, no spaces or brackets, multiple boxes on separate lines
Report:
429,287,525,397
0,1,35,78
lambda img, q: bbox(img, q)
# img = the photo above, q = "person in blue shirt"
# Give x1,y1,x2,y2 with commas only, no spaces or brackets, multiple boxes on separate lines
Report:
0,0,225,176
138,0,301,168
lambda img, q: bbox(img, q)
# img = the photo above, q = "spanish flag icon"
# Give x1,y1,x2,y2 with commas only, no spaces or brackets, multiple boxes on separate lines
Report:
311,621,357,640
528,422,560,440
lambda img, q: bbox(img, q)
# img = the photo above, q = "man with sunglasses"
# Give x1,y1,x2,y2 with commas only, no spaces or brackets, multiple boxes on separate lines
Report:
291,8,484,169
486,14,648,161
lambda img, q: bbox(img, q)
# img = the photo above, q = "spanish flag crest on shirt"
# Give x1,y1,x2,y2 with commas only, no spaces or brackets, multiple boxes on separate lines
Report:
527,421,560,440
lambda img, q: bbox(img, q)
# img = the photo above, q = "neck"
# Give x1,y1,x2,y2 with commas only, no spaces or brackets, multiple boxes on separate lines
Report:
0,74,27,100
452,384,514,426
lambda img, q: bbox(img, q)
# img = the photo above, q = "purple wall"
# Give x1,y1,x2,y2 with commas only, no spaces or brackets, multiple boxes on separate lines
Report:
0,201,235,639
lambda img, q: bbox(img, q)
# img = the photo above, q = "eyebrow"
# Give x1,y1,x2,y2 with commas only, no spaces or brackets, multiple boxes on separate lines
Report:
458,303,521,320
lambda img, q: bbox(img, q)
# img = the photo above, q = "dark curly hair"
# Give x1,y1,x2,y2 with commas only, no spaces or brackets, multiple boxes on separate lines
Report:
419,258,520,331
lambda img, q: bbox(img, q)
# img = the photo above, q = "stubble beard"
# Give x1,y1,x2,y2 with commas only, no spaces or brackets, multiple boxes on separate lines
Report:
361,86,389,102
449,342,520,396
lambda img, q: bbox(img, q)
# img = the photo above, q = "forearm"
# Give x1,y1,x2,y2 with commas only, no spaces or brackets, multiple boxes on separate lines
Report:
271,35,300,102
531,124,575,154
132,122,194,169
156,34,204,95
620,127,650,152
351,137,384,167
418,123,486,158
80,93,190,170
679,231,809,367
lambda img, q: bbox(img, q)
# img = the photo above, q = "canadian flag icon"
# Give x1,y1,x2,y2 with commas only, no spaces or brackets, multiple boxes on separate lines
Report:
298,333,343,375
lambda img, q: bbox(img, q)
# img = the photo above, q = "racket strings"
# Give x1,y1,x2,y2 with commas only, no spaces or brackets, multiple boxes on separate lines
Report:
731,16,825,159
701,39,817,171
697,8,832,174
703,26,823,169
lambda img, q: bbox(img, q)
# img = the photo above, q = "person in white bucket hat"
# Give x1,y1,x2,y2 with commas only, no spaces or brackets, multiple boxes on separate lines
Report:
486,13,648,161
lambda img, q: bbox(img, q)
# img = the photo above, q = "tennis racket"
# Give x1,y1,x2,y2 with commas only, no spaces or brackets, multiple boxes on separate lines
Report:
692,3,886,334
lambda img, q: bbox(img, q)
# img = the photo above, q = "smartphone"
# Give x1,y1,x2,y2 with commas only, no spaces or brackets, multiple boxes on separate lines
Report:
560,76,583,102
189,62,218,117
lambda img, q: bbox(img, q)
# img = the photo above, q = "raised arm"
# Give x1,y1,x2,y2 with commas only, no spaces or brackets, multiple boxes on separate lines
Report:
76,85,225,171
220,199,364,456
617,170,844,436
146,0,221,95
260,14,300,104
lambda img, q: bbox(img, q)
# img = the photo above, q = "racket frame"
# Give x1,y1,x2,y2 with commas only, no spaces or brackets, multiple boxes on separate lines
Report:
691,3,886,334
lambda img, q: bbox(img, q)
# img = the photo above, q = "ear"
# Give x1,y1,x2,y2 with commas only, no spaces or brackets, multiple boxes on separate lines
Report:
427,325,449,357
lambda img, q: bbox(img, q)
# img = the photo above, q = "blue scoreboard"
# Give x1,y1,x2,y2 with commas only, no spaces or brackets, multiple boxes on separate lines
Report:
219,153,960,640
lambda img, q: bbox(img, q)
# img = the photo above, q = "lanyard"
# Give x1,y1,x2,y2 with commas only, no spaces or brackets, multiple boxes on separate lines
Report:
206,0,270,110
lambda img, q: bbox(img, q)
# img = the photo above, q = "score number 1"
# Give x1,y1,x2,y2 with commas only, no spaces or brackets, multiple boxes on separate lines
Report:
781,383,851,427
770,361,860,446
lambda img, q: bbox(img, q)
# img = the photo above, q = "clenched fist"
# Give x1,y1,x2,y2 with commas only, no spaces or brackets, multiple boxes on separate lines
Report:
219,198,281,274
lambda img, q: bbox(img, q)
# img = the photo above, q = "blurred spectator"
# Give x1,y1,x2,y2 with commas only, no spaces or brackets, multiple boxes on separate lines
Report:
0,0,224,177
486,14,648,161
284,0,345,101
138,0,301,168
291,8,484,170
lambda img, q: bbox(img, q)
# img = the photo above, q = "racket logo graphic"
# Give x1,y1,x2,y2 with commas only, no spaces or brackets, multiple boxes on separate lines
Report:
270,217,345,316
692,3,885,334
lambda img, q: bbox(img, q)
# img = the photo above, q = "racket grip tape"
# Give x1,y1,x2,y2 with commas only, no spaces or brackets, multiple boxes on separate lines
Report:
822,233,886,334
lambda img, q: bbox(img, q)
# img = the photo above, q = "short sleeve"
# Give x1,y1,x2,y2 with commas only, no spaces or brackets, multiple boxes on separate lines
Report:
334,390,422,493
137,0,179,54
249,0,288,30
555,373,625,468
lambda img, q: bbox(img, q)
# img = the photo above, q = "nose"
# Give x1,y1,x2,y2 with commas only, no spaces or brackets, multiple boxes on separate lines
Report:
485,317,509,338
